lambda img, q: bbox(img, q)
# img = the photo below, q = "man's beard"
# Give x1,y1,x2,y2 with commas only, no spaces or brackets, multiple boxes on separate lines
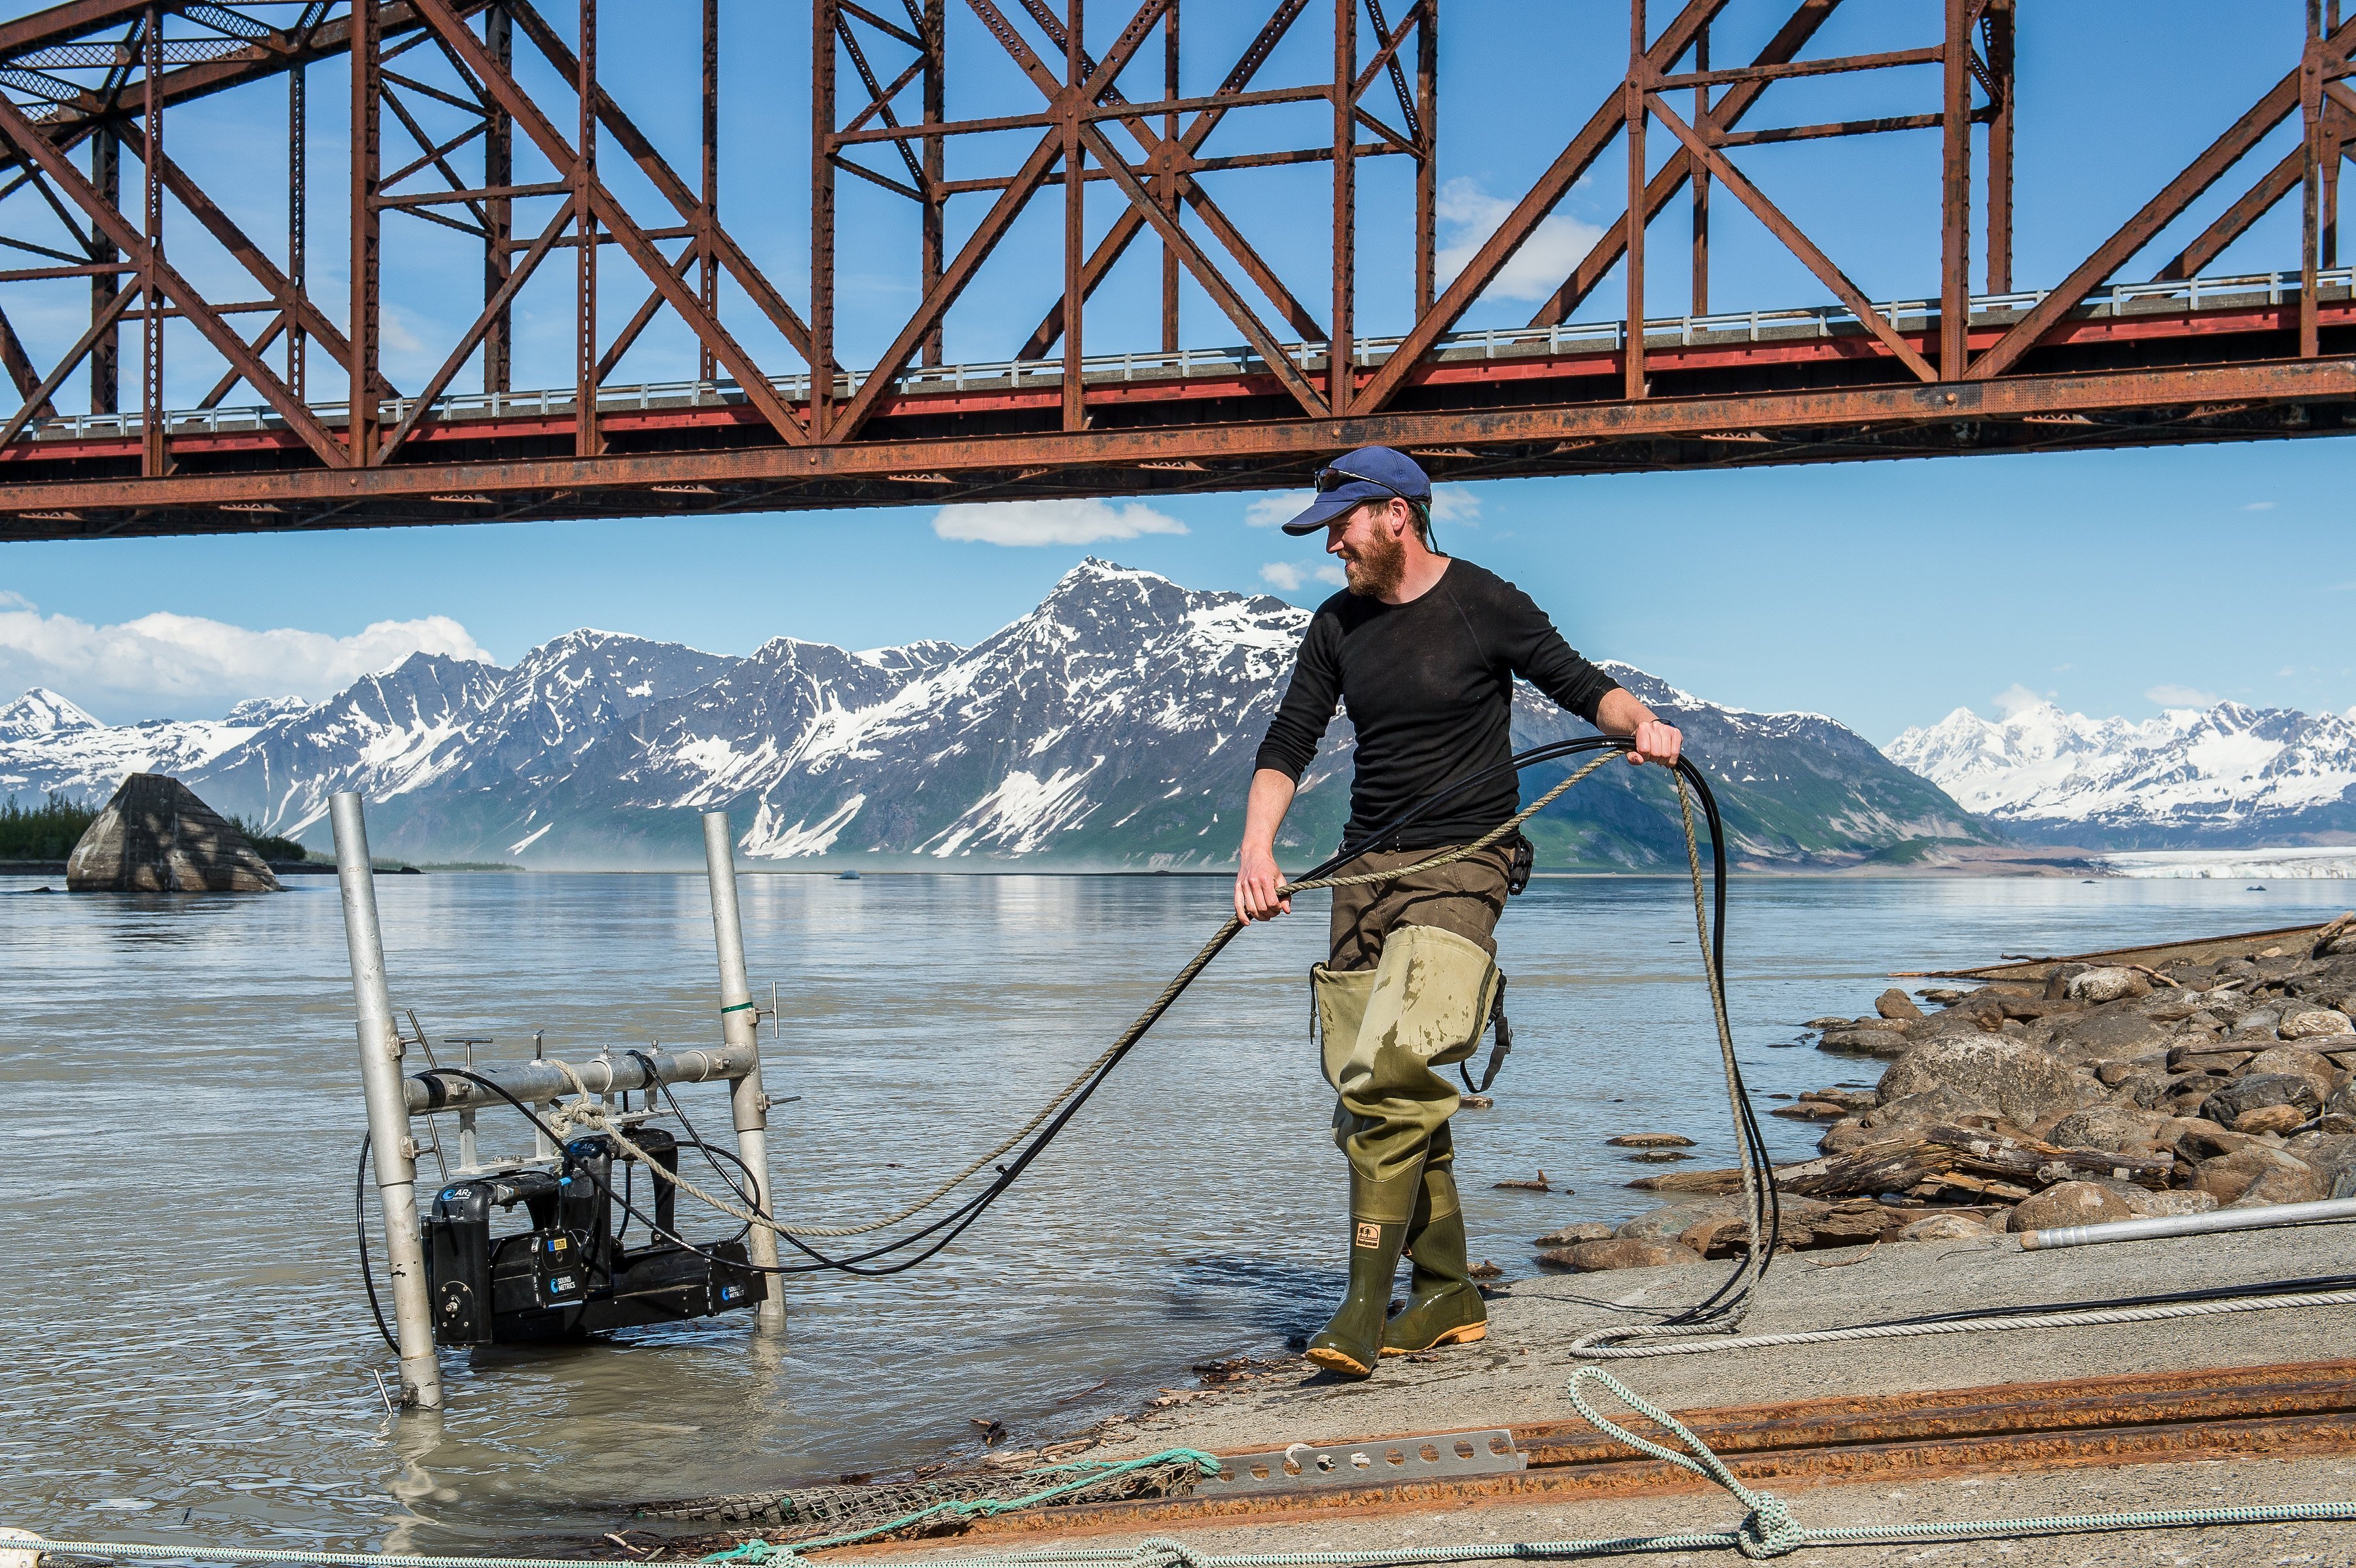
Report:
1343,529,1406,598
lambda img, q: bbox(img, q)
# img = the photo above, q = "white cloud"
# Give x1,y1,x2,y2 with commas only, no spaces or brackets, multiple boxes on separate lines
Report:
933,497,1187,546
1991,683,2046,718
0,597,493,719
1260,561,1346,594
1245,491,1313,529
2146,683,2221,709
2241,501,2277,511
1435,179,1609,304
1430,484,1482,526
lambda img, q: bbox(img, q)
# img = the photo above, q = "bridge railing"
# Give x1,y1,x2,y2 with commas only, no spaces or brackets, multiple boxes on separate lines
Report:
21,264,2354,446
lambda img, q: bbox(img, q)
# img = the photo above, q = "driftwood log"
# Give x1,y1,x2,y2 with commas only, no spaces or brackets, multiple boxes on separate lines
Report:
1630,1123,2173,1202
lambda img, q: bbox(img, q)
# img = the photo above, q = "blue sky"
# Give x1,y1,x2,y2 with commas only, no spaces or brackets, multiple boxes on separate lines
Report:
0,1,2349,741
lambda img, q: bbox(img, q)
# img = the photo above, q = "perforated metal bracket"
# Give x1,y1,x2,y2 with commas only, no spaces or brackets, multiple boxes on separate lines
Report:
1201,1429,1525,1493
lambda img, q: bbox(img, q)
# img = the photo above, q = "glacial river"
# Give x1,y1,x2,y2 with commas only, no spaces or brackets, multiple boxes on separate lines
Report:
3,868,2347,1552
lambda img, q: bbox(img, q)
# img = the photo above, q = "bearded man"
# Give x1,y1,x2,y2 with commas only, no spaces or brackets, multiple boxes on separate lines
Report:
1235,445,1682,1378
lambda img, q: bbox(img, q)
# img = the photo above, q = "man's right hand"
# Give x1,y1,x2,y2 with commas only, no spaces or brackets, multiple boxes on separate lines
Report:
1234,842,1292,923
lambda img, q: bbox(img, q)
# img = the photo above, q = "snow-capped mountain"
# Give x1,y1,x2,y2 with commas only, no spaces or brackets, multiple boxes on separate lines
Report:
4,562,1984,869
0,685,303,800
1885,700,2356,847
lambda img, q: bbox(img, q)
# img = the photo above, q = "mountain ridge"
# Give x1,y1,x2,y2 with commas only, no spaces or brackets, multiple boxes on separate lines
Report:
1885,699,2356,848
5,562,1984,870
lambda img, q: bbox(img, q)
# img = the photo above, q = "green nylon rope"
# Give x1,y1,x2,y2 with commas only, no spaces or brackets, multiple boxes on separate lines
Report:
692,1450,1224,1560
20,1370,2356,1567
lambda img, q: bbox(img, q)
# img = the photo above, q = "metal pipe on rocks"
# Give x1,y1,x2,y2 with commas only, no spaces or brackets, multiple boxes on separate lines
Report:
331,792,443,1410
2018,1195,2356,1251
704,810,784,1328
402,1040,760,1116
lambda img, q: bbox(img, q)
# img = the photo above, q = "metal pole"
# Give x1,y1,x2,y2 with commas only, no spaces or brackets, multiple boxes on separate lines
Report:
702,811,783,1328
331,792,442,1409
2017,1195,2356,1253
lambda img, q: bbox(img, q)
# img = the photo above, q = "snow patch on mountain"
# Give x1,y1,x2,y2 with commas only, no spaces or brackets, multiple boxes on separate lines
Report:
0,685,277,800
1887,700,2356,847
5,560,1982,869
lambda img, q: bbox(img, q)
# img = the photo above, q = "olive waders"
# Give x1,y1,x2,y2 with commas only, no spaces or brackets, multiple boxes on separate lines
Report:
1305,923,1502,1376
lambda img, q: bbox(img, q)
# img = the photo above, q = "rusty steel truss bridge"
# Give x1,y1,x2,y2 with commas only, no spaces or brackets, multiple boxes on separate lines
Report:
0,0,2351,542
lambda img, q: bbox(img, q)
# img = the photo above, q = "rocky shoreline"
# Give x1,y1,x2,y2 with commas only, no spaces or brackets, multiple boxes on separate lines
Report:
1531,914,2356,1272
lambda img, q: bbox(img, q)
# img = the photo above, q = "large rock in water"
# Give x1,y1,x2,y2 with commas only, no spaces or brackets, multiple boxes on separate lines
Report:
65,773,281,892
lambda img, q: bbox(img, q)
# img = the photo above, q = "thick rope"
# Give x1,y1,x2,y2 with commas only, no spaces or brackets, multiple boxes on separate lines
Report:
558,752,1628,1242
20,1368,2356,1567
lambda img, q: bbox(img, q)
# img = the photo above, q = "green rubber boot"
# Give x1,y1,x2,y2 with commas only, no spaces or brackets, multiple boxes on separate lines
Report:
1304,1167,1421,1378
1382,1163,1488,1355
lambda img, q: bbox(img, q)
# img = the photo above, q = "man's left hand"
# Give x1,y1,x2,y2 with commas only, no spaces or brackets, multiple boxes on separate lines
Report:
1628,719,1682,767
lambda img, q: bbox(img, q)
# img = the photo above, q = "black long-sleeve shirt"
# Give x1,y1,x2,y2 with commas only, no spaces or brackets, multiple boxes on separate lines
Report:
1254,559,1620,851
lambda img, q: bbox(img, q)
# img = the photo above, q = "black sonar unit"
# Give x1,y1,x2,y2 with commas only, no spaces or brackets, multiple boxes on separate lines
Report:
422,1130,765,1347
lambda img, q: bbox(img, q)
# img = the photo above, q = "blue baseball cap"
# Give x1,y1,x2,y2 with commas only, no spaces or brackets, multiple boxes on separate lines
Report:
1280,446,1433,535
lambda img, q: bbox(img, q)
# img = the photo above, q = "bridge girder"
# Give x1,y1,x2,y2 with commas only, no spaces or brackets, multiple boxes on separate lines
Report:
0,0,2349,542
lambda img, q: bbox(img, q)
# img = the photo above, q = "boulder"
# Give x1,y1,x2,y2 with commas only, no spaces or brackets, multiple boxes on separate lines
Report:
1815,1118,1882,1154
65,773,281,893
2240,1047,2344,1099
2226,1159,2330,1208
2234,1103,2310,1136
1533,1221,1616,1247
2067,967,2149,1004
2046,1105,2175,1155
1819,1028,1915,1060
2199,1073,2323,1128
1863,1086,1997,1128
2279,1007,2355,1040
2005,1180,2133,1233
2046,1010,2173,1065
2113,1185,2218,1219
1897,1213,1990,1243
2195,1146,2324,1207
1615,1200,1738,1243
1875,988,1925,1022
1537,1238,1704,1273
1678,1215,1757,1257
2282,1133,2356,1197
1606,1133,1696,1148
1875,1037,2092,1130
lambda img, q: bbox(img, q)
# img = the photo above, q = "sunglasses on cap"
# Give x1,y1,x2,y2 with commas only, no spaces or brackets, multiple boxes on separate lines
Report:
1313,464,1420,505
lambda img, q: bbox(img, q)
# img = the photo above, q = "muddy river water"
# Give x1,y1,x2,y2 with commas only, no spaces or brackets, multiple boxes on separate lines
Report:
4,868,2345,1552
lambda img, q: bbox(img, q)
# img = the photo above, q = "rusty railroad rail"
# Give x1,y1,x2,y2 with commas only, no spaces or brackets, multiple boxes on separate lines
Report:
940,1358,2356,1539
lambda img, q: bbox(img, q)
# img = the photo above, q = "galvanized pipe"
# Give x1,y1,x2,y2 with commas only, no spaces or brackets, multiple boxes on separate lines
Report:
401,1039,760,1116
704,811,784,1327
2018,1195,2356,1251
330,792,442,1410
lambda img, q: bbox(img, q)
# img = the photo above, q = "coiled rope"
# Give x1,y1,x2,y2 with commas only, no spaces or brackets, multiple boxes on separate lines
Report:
19,1370,2355,1567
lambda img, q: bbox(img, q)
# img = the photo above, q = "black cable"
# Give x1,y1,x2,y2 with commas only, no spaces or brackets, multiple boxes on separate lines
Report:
355,1133,400,1353
397,739,1763,1290
623,1047,757,1247
1855,1270,2356,1330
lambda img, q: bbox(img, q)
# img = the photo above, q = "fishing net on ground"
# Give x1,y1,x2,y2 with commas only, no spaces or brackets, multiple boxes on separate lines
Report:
636,1454,1211,1542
